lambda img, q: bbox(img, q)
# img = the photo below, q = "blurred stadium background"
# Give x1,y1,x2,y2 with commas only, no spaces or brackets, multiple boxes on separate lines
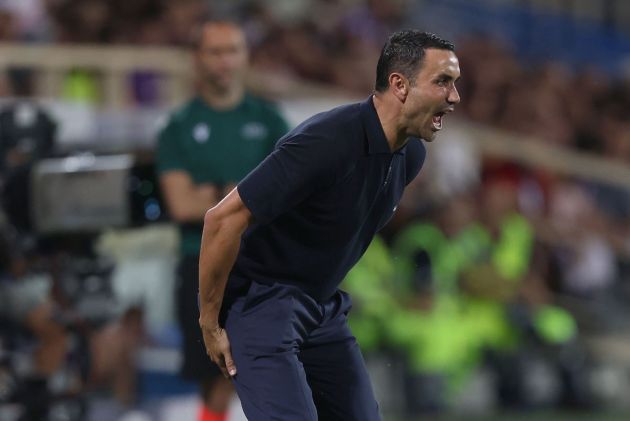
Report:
1,0,630,420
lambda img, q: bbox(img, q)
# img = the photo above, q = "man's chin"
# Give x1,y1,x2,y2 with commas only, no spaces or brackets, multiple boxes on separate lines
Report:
208,77,235,92
421,131,438,142
212,83,233,93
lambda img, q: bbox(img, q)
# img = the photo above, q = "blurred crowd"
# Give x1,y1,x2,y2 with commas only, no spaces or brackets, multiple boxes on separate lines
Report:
1,0,630,419
2,0,628,153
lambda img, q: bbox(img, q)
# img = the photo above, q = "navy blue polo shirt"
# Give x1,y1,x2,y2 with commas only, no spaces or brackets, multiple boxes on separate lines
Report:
231,96,426,301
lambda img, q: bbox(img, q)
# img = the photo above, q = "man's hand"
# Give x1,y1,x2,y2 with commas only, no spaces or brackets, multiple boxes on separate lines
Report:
200,320,237,378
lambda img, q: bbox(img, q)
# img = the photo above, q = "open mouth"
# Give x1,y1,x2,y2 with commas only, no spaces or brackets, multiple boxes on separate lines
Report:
431,107,455,131
432,111,445,131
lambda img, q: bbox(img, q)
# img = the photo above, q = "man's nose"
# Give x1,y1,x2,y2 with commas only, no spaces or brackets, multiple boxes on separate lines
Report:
448,86,461,104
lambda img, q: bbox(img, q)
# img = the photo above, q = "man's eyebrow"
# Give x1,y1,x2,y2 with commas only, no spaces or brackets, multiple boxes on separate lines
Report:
436,73,461,82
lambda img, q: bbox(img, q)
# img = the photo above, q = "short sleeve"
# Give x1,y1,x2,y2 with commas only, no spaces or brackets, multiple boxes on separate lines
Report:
269,112,290,150
156,118,186,174
237,133,340,224
261,105,290,153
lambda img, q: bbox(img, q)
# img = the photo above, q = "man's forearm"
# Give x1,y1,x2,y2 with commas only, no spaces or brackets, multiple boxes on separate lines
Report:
181,183,234,222
197,190,251,378
198,205,248,325
185,184,222,222
159,171,222,223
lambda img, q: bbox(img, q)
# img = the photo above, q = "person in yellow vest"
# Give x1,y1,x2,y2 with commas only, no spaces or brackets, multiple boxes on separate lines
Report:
390,194,494,409
341,235,399,353
391,188,578,409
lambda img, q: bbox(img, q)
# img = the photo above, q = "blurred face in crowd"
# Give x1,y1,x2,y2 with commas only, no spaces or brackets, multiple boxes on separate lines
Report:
196,22,248,95
402,48,461,141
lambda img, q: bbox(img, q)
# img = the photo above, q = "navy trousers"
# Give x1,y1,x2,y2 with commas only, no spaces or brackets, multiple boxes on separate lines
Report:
222,280,381,421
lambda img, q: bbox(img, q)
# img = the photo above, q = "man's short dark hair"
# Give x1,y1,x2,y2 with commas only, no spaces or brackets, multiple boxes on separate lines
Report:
375,30,455,92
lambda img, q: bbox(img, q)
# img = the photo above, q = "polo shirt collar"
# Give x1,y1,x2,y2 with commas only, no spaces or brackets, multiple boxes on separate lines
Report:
360,95,409,156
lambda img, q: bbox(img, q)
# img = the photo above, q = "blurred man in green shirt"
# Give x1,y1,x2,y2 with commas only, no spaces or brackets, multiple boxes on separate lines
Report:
156,20,288,421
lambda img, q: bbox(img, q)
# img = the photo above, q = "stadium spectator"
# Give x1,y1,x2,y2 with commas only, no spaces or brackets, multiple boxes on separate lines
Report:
0,223,68,419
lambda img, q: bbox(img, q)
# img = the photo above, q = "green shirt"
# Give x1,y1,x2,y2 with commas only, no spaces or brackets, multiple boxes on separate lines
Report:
156,94,289,255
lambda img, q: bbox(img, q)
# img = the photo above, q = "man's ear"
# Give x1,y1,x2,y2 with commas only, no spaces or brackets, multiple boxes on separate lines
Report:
389,73,408,102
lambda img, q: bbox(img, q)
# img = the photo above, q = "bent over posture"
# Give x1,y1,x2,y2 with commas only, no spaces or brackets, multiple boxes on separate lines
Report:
199,30,461,420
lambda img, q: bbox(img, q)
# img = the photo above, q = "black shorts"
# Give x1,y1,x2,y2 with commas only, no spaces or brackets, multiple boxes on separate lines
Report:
176,254,221,382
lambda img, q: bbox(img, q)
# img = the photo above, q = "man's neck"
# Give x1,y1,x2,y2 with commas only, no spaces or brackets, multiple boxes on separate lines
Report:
372,93,408,152
200,85,245,111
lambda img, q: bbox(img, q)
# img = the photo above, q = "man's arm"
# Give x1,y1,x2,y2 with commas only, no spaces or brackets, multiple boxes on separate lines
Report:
198,187,252,378
159,171,221,222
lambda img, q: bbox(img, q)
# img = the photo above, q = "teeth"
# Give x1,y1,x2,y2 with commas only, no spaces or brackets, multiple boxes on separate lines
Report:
432,114,443,130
